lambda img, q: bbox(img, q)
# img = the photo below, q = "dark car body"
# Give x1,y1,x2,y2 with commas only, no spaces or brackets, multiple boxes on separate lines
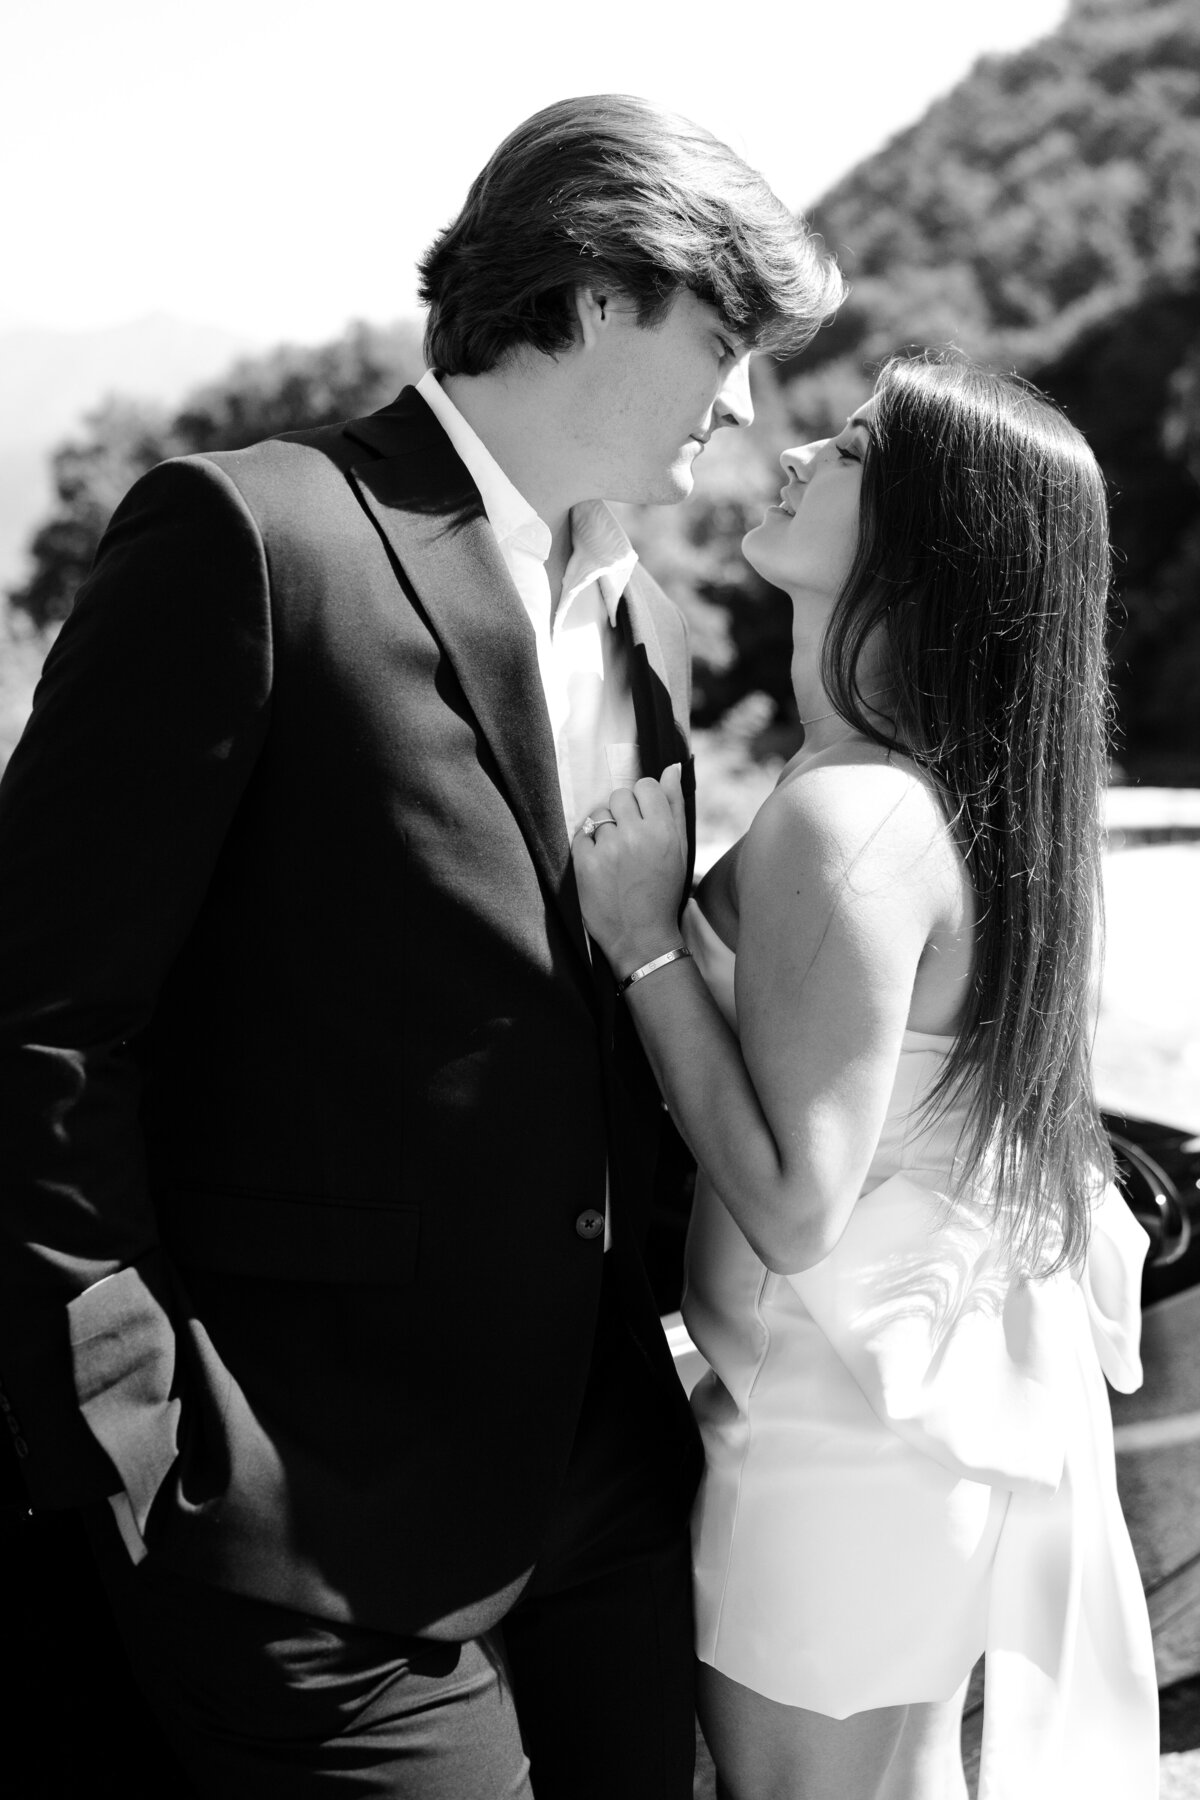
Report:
1105,1111,1200,1306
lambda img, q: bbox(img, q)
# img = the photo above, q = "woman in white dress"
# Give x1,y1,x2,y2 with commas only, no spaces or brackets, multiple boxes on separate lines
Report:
573,353,1158,1799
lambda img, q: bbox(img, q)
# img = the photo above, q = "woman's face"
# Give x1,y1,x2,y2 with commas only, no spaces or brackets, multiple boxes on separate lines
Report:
743,396,879,604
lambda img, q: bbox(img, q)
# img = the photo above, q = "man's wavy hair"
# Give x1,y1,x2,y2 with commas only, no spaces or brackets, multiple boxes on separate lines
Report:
419,95,843,375
823,353,1114,1276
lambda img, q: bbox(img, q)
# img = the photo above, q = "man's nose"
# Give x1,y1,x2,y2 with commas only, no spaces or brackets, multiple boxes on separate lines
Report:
713,353,755,431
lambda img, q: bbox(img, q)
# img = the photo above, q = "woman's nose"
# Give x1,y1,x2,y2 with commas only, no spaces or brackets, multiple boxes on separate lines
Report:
780,439,829,482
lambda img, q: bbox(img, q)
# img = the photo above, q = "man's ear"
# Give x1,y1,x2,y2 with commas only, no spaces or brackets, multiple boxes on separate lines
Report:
573,286,610,347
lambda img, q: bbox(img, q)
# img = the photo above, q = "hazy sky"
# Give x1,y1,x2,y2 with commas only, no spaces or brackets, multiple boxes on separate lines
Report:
5,0,1069,345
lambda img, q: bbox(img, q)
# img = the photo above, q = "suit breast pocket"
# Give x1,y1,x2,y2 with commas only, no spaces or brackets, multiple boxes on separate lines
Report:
163,1189,421,1287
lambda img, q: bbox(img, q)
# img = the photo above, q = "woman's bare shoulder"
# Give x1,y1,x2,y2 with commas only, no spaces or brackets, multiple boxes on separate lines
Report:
694,834,745,949
749,744,951,879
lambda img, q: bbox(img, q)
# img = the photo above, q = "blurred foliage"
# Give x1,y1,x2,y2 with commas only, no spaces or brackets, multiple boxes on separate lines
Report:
7,0,1199,778
8,322,425,631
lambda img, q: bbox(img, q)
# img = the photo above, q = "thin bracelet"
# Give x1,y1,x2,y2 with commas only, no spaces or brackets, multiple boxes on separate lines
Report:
616,945,692,997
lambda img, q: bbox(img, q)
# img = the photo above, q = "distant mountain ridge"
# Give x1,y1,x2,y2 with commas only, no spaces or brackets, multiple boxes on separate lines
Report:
0,314,258,450
2,319,425,635
0,314,257,588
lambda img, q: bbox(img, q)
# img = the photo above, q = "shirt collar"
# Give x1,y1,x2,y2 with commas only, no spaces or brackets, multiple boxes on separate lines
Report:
416,370,638,622
562,502,639,625
416,369,546,554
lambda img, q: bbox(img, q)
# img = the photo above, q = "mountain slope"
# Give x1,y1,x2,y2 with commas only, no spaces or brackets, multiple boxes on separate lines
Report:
798,0,1200,374
771,0,1200,776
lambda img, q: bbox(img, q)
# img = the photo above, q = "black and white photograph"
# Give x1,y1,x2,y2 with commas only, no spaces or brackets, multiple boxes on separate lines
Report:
2,1,1198,1794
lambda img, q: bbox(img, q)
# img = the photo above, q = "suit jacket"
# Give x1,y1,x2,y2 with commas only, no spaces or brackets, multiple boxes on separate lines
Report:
0,387,701,1637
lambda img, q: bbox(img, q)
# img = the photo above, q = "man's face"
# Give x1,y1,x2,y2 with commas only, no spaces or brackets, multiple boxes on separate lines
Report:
572,288,755,505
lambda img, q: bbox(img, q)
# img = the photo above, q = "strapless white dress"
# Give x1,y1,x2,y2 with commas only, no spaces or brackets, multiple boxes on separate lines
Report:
681,903,1159,1798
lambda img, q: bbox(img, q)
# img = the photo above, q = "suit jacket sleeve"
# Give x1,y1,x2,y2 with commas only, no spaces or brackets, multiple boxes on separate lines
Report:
0,456,272,1504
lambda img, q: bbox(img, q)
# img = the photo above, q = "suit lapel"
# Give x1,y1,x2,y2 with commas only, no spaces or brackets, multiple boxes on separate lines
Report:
345,396,592,976
620,575,697,892
620,578,686,775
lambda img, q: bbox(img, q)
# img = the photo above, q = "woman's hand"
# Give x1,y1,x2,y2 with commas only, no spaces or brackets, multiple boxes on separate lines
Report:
572,764,688,976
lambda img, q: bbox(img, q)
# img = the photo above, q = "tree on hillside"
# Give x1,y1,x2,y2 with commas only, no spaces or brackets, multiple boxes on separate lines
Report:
169,323,425,455
1087,311,1200,775
792,0,1200,375
8,321,425,632
12,398,174,633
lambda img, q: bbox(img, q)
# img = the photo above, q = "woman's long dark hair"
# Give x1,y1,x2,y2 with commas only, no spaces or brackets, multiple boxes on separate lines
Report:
823,353,1114,1273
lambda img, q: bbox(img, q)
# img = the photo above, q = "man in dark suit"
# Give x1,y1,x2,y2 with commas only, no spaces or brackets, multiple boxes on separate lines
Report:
0,96,840,1796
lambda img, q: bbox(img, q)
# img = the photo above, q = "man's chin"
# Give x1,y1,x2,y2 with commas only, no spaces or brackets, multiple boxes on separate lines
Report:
611,463,695,507
656,464,696,505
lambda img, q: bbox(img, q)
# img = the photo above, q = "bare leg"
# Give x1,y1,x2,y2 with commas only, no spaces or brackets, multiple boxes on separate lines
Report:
881,1678,970,1800
698,1662,970,1800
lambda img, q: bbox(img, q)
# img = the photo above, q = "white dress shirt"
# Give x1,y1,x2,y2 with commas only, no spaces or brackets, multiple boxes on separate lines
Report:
416,370,643,837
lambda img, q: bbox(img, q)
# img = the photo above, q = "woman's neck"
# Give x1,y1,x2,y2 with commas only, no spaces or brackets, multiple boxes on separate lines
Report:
793,683,894,753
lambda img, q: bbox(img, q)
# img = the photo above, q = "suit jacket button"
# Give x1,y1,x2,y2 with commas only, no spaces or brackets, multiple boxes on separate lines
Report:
575,1209,605,1240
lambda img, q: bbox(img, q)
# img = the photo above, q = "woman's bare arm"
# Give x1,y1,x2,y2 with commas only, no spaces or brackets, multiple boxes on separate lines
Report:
575,758,961,1271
